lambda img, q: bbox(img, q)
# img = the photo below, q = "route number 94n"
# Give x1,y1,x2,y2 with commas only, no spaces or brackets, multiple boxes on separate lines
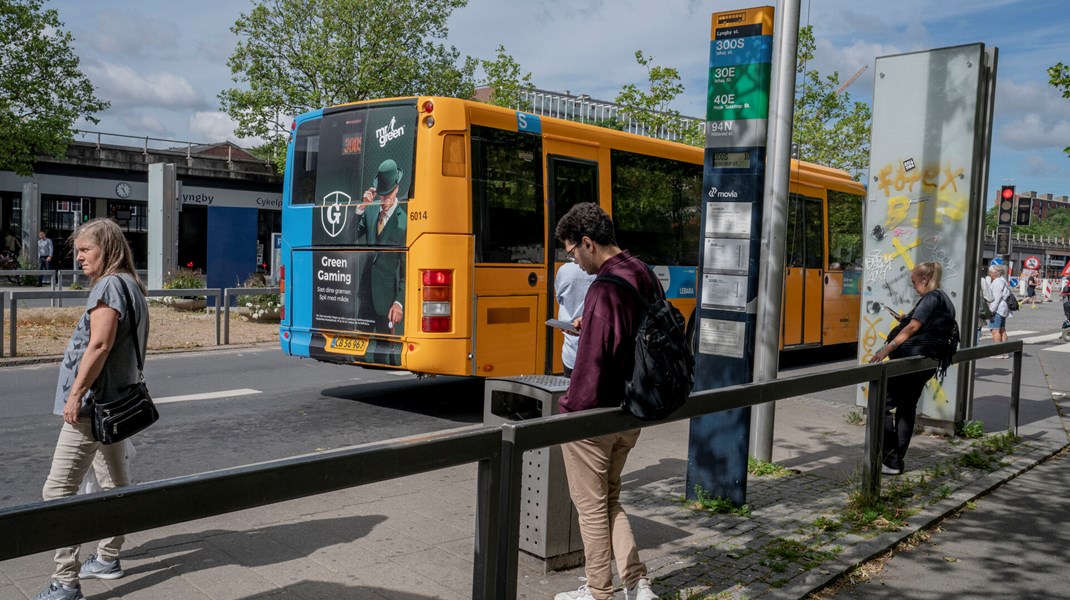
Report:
410,210,428,221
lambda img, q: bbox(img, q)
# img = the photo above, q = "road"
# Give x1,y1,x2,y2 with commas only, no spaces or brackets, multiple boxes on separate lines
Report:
0,348,484,508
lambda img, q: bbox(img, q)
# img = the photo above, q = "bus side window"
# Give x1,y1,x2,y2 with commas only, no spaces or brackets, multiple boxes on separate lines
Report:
471,126,544,264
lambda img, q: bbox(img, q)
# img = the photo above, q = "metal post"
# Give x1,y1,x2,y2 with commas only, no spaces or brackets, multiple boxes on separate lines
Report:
8,297,16,358
214,289,222,345
472,452,503,600
0,291,5,359
224,288,231,345
751,0,802,461
1009,348,1022,436
495,425,523,600
863,367,888,499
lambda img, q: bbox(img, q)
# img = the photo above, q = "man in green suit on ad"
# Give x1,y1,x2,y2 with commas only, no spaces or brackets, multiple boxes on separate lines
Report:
356,159,407,363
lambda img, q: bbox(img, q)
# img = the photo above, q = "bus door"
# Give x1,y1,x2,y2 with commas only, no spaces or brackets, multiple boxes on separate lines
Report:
544,145,599,374
783,192,824,347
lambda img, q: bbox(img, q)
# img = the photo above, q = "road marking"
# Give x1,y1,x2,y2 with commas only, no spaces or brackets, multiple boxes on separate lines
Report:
1020,333,1066,344
1006,330,1038,337
1045,343,1070,354
154,388,262,404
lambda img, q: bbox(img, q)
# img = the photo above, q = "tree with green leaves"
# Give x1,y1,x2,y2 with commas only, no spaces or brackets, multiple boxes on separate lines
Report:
0,0,109,176
219,0,479,170
793,26,872,180
614,51,704,146
1048,62,1070,157
479,44,533,109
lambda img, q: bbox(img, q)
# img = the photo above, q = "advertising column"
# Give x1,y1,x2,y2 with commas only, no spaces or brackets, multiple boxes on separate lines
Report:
688,6,773,504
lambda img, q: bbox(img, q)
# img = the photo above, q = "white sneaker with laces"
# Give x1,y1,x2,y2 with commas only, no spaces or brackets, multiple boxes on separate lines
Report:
555,583,596,600
625,578,659,600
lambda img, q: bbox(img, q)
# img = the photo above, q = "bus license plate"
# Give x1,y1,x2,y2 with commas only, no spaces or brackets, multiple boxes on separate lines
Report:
329,336,369,356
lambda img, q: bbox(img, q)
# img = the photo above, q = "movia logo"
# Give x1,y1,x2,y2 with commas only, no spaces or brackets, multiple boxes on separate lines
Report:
707,187,739,199
321,191,351,238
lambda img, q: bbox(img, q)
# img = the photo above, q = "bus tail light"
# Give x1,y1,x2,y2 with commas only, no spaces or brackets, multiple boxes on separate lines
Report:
421,269,452,332
279,265,285,321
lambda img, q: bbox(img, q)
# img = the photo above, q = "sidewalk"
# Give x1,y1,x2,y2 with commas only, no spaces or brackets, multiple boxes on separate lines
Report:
1,354,1067,599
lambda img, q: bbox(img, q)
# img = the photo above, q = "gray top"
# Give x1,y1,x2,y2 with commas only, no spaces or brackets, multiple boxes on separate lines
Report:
54,273,149,416
38,236,53,258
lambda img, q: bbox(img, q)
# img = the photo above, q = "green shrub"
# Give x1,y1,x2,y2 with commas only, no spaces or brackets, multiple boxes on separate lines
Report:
236,272,280,321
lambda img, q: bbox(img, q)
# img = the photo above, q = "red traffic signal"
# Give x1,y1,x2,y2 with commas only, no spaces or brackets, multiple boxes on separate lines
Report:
1000,185,1015,200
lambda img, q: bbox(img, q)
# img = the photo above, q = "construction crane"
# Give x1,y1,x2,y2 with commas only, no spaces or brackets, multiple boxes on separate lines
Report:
835,64,868,95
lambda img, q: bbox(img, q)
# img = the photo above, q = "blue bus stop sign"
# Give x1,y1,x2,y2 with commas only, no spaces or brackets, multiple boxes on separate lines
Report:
990,257,1004,265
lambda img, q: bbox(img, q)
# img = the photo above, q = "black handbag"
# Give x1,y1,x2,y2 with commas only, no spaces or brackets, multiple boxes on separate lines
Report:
91,277,159,445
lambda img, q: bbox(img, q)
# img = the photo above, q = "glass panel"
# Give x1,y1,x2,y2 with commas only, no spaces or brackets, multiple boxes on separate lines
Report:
471,126,544,264
804,196,823,269
551,159,597,261
611,150,702,266
290,118,320,205
827,190,864,270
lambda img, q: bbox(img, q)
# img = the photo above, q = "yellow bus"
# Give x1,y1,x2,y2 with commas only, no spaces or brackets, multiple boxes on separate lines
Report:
278,96,865,377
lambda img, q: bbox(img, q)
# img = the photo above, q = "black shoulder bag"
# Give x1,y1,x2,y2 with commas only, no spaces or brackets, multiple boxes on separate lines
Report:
91,277,159,445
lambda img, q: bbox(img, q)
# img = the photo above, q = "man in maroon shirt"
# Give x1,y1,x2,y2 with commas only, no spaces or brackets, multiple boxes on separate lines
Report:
553,203,659,600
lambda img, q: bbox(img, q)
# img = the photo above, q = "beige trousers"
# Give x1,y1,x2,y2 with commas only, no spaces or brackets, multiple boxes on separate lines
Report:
42,421,131,585
561,429,647,600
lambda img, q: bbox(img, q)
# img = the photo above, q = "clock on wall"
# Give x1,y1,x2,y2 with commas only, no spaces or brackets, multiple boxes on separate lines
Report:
115,182,132,198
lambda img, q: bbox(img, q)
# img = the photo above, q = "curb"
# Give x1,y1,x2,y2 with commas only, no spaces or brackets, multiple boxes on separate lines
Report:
0,341,278,368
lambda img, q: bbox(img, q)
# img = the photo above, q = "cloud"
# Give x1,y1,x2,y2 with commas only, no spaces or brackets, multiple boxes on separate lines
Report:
189,111,265,146
118,114,171,137
82,9,178,57
84,62,208,110
997,114,1070,151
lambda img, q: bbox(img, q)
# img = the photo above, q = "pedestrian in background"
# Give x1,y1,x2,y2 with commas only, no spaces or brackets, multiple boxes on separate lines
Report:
34,218,149,600
553,203,659,600
554,259,595,377
38,230,54,286
868,262,956,475
986,264,1011,358
1024,272,1039,307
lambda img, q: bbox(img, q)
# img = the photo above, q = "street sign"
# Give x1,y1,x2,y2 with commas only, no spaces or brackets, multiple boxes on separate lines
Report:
1023,255,1041,271
1062,259,1070,277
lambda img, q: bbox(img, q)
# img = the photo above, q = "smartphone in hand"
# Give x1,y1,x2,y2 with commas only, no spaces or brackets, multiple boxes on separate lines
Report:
884,305,901,319
546,319,580,335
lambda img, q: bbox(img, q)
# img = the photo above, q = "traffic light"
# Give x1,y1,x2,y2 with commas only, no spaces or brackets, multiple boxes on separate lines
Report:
995,225,1012,256
1015,195,1033,226
997,185,1015,226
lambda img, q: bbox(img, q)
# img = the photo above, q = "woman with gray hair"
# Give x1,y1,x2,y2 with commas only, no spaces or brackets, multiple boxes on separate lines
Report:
986,263,1011,358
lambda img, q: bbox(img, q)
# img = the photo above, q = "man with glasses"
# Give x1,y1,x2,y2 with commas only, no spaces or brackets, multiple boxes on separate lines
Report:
553,203,659,600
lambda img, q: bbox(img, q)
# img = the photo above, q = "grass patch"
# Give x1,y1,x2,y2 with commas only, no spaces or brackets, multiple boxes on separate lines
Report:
955,419,985,438
761,537,842,571
748,457,793,478
954,431,1020,471
682,486,752,517
845,410,864,426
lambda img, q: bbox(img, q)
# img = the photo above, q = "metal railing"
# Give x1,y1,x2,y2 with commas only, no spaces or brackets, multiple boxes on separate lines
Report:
0,340,1022,599
1,286,279,358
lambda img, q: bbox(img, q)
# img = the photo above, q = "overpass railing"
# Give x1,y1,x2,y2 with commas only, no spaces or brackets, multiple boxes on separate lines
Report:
0,341,1023,599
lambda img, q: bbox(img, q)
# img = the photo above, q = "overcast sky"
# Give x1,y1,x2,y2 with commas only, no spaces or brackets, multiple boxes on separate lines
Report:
46,0,1070,202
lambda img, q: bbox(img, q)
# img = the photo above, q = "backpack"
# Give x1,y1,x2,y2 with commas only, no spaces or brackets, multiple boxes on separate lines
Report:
596,273,695,420
935,320,960,382
1005,290,1020,312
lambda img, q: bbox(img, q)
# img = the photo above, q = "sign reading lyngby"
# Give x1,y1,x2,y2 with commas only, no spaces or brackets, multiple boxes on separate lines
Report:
0,171,282,210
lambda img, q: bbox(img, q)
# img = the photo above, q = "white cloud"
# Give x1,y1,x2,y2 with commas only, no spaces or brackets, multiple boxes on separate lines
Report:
189,111,265,146
997,114,1070,151
84,62,207,110
118,114,170,137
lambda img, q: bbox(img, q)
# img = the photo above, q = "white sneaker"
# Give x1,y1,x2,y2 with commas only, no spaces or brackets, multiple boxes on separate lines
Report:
555,583,596,600
625,578,659,600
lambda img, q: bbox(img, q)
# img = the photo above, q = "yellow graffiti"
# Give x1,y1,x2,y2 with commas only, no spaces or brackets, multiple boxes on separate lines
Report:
935,191,968,224
940,163,964,192
885,237,920,270
875,160,965,198
926,377,948,404
883,195,914,229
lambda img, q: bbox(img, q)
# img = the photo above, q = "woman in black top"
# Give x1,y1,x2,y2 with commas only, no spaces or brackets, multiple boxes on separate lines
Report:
869,262,957,475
